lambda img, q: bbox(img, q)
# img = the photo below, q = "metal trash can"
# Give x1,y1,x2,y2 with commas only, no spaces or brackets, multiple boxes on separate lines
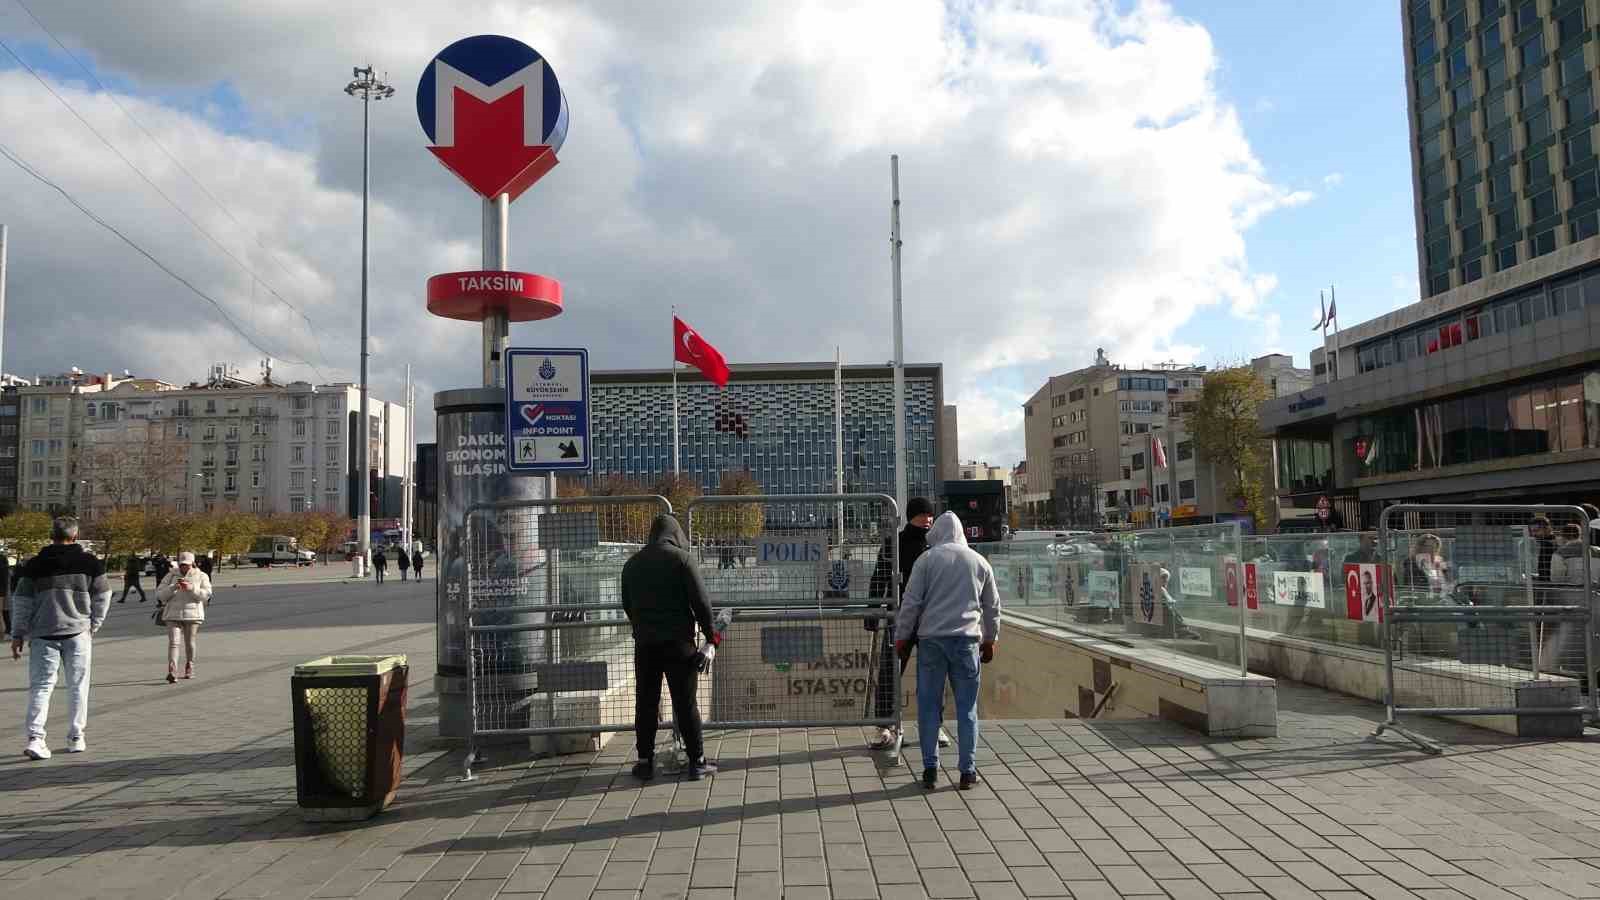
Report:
291,654,409,821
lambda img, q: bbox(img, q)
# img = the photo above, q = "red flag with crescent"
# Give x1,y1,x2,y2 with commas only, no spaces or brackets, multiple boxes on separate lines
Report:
674,316,730,387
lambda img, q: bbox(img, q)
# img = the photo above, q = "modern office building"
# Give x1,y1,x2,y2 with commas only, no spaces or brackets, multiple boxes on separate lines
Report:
1256,1,1600,527
940,404,960,482
588,362,944,501
1023,353,1227,528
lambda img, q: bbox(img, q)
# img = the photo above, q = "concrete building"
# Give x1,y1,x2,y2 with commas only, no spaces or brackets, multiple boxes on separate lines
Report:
589,362,944,502
18,365,405,521
939,404,960,482
1257,2,1600,528
956,460,1011,484
1251,353,1314,398
1023,353,1225,528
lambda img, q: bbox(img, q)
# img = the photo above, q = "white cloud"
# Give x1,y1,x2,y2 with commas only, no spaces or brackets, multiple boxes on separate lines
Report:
0,0,1306,472
1322,172,1345,187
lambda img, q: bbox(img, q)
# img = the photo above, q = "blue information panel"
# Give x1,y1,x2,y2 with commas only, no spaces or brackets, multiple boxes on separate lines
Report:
506,348,590,472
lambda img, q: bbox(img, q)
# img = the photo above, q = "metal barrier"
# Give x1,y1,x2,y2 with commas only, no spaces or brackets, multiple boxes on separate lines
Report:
462,494,674,778
1376,504,1595,753
686,493,904,755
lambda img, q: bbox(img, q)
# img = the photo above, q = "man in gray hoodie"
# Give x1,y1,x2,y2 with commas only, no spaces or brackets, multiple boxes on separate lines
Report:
9,517,111,760
895,511,1000,790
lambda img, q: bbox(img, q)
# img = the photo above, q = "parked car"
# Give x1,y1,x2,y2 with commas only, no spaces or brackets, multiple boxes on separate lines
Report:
247,535,316,567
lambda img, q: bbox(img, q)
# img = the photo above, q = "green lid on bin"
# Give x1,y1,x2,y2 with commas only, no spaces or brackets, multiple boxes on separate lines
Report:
294,654,408,677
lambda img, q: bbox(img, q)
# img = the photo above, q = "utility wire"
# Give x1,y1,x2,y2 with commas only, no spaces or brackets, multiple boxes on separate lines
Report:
0,140,310,365
0,23,334,380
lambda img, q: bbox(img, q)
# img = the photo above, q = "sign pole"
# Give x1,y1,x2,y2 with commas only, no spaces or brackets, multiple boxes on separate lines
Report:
482,195,510,388
890,156,907,520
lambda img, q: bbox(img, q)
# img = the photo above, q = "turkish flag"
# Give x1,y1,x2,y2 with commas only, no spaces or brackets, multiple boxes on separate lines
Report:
674,316,730,387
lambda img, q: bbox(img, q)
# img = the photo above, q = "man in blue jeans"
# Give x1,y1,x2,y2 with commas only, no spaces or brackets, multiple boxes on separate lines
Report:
895,511,1001,790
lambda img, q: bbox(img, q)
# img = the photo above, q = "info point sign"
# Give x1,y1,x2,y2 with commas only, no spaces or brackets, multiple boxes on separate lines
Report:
506,348,591,472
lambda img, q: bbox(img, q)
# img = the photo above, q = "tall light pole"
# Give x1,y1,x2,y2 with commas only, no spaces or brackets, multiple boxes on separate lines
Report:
889,156,907,520
346,66,394,579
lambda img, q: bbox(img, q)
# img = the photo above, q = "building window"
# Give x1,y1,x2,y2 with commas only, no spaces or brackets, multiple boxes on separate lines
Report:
1521,33,1545,69
1156,483,1170,504
1573,170,1600,205
225,474,237,492
1176,440,1194,462
84,402,96,419
1566,130,1594,166
1567,86,1595,124
1525,148,1550,184
326,419,340,438
1573,212,1600,242
1449,45,1470,80
1526,108,1552,145
291,445,305,464
1131,452,1145,472
225,424,239,440
1461,220,1485,250
1179,479,1196,500
225,447,239,466
1532,228,1557,256
28,461,41,477
1495,204,1519,238
251,470,261,488
1461,255,1485,283
1558,8,1586,44
29,439,43,456
28,398,44,414
251,446,265,462
48,417,63,433
290,471,305,490
292,395,310,411
252,421,266,436
1562,46,1589,86
205,399,216,414
293,420,307,438
1532,188,1557,221
203,424,216,440
47,439,62,454
249,497,262,512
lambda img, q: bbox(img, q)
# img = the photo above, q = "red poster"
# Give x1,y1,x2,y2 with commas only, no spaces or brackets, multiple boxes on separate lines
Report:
1224,558,1240,607
1243,563,1260,611
1343,563,1384,622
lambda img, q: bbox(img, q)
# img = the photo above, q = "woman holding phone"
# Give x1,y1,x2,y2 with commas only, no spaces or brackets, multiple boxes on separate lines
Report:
155,551,213,683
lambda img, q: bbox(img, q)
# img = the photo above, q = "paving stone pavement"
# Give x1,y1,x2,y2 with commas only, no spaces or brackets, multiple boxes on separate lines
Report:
5,581,1600,899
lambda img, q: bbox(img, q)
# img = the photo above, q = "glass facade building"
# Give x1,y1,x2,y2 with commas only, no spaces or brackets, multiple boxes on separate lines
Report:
1406,0,1597,296
589,363,943,500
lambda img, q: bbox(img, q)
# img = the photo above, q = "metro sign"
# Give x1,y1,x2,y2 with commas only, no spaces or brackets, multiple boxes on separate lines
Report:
417,35,570,201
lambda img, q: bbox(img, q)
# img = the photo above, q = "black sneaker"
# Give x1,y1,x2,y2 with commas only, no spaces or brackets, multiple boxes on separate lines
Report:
630,760,653,780
687,759,718,781
922,768,938,790
959,771,980,790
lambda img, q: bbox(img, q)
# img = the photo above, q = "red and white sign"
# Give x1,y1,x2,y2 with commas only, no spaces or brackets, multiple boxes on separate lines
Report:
1243,563,1260,611
427,270,563,322
1343,563,1386,622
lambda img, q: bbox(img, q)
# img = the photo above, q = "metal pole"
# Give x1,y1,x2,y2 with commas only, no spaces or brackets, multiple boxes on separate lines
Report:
890,156,907,516
672,306,680,476
835,346,844,545
358,87,371,578
0,223,8,380
403,363,413,552
482,195,510,387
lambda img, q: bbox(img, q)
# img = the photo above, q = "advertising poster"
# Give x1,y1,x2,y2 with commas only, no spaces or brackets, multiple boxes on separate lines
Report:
1056,561,1080,607
710,617,880,724
1343,563,1386,622
1179,566,1213,599
1243,563,1260,611
1224,558,1240,607
1130,563,1165,626
1031,563,1055,598
1087,570,1119,608
1273,569,1326,609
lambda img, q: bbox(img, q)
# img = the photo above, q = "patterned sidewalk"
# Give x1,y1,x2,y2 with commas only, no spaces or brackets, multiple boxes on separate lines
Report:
4,582,1600,899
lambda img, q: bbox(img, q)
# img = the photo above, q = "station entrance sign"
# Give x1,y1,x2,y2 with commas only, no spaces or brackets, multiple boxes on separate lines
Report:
506,348,590,472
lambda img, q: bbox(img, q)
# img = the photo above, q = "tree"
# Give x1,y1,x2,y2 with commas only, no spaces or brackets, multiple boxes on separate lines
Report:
559,475,658,543
94,508,148,563
0,511,54,557
649,474,703,518
212,511,261,566
80,423,189,514
700,470,763,540
1185,366,1273,529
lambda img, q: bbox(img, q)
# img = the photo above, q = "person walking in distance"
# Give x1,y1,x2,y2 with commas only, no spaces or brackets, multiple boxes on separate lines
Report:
155,551,212,684
10,517,111,760
621,515,719,781
867,497,950,751
373,546,387,585
398,545,410,582
412,546,425,582
895,511,1001,790
119,553,146,604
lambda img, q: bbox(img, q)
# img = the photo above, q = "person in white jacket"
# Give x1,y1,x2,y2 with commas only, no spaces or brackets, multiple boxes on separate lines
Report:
894,511,1001,791
155,551,212,684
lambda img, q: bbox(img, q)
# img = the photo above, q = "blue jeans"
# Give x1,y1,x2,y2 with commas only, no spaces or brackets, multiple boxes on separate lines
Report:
26,633,91,743
916,635,979,774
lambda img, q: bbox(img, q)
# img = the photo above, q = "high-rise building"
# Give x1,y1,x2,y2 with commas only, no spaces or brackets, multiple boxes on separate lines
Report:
940,404,960,482
1254,3,1600,528
1403,0,1598,298
588,362,944,502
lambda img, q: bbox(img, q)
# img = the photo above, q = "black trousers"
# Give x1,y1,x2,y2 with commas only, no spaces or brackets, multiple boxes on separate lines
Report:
121,581,145,602
635,639,703,762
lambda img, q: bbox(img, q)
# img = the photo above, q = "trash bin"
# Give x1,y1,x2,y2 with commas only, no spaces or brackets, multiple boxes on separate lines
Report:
291,654,409,821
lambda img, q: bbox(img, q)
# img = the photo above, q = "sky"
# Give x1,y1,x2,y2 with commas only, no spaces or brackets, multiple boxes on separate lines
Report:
0,0,1420,471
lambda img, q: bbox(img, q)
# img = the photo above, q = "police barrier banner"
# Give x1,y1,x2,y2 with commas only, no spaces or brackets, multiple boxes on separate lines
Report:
709,611,892,726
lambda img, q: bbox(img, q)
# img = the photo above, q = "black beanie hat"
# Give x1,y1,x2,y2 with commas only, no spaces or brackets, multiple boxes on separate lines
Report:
907,497,934,519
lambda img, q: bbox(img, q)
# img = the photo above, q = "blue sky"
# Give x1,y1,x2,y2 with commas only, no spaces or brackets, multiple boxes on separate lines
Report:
1188,1,1419,366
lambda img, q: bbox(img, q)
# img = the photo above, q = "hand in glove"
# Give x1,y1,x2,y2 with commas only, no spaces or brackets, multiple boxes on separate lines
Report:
980,642,996,664
895,640,912,662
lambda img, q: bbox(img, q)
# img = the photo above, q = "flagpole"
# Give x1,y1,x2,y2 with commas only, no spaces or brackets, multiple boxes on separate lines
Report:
835,346,844,546
672,306,681,477
1329,285,1340,381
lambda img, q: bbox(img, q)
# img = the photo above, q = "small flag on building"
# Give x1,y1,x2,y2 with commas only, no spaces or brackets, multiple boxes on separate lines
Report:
1151,435,1168,469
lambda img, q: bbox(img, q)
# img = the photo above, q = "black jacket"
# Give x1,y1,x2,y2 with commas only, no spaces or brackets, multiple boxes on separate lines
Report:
621,515,714,645
865,523,929,630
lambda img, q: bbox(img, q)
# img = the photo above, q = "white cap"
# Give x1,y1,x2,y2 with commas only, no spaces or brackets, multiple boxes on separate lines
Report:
177,551,196,565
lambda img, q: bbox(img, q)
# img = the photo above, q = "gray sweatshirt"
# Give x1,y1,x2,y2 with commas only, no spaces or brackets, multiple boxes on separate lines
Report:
895,512,1001,643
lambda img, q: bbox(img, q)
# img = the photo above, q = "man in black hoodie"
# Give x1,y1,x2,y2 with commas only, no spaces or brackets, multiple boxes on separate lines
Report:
866,497,944,750
622,515,719,780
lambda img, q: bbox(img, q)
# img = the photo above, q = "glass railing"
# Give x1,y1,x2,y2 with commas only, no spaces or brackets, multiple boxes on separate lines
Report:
974,522,1246,673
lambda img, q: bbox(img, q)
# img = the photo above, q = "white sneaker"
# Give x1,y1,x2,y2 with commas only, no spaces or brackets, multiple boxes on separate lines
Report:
870,727,897,750
23,738,50,760
937,728,952,748
65,735,86,753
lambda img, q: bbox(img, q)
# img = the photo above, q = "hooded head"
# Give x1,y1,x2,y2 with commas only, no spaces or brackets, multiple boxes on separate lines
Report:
647,514,688,551
925,511,968,548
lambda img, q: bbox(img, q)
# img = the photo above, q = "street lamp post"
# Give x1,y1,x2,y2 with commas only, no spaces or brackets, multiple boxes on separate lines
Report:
345,66,394,580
